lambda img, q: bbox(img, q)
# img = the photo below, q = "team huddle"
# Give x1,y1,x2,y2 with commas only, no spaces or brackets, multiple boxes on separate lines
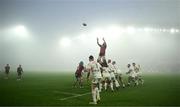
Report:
73,38,144,105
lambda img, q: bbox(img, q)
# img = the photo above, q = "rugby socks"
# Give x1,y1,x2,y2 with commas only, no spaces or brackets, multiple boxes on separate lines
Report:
110,81,114,91
115,79,120,87
104,82,107,90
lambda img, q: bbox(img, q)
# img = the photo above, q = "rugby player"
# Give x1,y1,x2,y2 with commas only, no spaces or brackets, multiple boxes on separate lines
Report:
17,65,23,80
126,64,136,86
73,61,85,88
112,61,125,88
4,64,10,79
86,55,102,105
108,59,120,91
97,37,107,62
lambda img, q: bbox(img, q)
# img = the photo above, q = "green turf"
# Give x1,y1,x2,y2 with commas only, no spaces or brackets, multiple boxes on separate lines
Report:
0,71,180,106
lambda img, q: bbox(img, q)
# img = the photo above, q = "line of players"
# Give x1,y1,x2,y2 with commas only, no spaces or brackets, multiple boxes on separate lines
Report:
0,64,23,80
73,37,144,104
74,57,144,104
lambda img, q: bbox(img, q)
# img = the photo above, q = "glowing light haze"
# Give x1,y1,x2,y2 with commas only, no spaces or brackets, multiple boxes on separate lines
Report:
0,0,180,72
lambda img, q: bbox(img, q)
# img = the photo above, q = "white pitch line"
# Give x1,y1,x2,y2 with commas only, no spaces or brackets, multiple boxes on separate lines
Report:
53,91,79,96
58,92,91,101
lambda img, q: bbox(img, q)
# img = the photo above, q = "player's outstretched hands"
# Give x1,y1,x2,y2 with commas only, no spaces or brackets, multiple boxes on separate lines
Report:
102,37,105,41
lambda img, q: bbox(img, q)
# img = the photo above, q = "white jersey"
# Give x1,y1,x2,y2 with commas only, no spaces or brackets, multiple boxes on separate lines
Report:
133,66,139,77
127,67,136,78
116,69,122,75
112,64,122,75
108,63,115,78
87,61,102,79
136,66,142,76
102,67,110,78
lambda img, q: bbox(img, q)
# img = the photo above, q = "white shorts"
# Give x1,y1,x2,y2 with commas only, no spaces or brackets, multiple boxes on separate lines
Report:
102,72,111,81
92,78,101,84
93,72,102,79
110,72,115,79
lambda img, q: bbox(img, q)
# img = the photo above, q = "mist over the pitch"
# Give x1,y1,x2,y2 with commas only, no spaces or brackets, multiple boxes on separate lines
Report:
0,0,180,72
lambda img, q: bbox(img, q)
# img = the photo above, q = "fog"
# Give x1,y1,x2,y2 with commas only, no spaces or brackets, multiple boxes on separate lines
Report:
0,0,180,72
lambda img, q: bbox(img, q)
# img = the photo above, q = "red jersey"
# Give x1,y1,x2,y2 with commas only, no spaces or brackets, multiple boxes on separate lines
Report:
75,65,84,75
99,45,107,56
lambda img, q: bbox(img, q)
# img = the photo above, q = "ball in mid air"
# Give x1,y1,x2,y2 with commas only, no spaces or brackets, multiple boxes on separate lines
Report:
82,23,87,26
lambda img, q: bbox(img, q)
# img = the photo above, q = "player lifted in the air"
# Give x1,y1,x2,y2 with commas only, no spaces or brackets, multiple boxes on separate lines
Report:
87,55,102,105
97,37,107,62
112,61,125,88
73,61,85,88
4,64,10,79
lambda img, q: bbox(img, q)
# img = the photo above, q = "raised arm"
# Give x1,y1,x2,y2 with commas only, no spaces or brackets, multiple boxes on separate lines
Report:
102,38,107,47
97,38,101,47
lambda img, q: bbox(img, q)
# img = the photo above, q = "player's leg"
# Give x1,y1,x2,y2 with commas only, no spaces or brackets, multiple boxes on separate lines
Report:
98,55,102,63
101,76,105,91
104,77,110,91
110,79,114,91
90,83,97,104
133,75,138,86
138,75,144,85
95,79,101,102
131,76,137,86
96,86,100,102
17,72,22,80
111,73,120,89
79,75,83,88
90,81,100,105
114,77,120,89
19,73,22,80
104,78,108,91
98,78,102,92
73,74,78,87
103,72,108,90
5,71,9,79
119,75,125,88
127,76,132,86
115,74,118,82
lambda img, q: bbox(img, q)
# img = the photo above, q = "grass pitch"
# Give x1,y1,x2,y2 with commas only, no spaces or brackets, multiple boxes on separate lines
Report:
0,71,180,106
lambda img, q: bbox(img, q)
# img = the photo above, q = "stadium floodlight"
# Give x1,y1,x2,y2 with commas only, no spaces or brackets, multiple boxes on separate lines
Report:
127,26,136,34
162,29,167,32
12,25,29,38
60,37,71,47
137,28,143,32
144,27,151,32
106,25,123,37
159,29,163,32
14,25,26,34
170,28,175,34
175,29,179,33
